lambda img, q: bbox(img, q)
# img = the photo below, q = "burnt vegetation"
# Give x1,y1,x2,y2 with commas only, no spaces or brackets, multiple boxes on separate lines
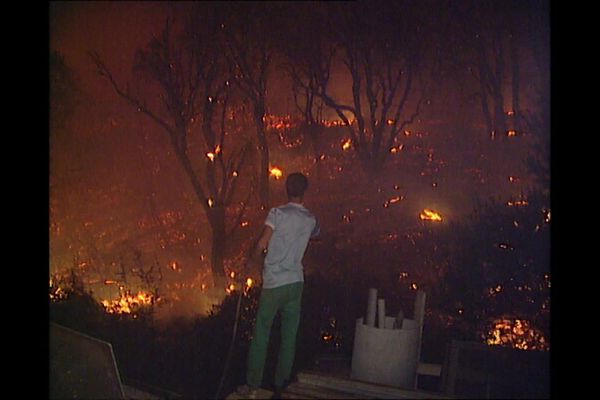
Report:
50,1,550,397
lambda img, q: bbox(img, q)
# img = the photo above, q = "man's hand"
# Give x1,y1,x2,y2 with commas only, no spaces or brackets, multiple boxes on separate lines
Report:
254,226,273,259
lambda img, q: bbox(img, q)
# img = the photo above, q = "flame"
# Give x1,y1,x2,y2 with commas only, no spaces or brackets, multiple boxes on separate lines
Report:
246,278,254,287
484,318,549,351
321,118,356,127
264,114,294,130
270,167,283,179
208,198,214,207
101,290,154,314
341,139,352,151
49,279,68,301
419,209,442,221
206,145,221,162
507,130,517,137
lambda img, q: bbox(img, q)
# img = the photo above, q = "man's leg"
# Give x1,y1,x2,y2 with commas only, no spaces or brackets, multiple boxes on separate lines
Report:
246,287,279,388
274,282,303,390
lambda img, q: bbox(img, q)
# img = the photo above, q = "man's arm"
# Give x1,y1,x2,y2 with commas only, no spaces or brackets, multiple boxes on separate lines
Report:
252,225,273,262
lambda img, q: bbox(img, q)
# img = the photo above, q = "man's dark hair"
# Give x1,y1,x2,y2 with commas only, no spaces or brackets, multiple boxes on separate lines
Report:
286,172,309,198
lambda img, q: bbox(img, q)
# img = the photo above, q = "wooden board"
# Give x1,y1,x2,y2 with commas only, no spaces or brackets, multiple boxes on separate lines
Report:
226,388,274,400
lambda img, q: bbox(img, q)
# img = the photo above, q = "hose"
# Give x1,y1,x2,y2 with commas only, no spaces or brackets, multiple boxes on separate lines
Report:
214,231,263,399
214,278,245,400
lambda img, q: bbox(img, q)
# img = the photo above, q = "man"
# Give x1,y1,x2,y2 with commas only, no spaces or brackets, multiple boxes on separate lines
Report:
237,172,320,399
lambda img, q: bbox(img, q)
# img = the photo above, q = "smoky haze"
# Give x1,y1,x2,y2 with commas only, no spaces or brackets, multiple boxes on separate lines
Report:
50,1,548,321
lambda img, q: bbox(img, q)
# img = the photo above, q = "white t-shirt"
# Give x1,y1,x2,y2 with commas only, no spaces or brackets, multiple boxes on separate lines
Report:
262,202,320,289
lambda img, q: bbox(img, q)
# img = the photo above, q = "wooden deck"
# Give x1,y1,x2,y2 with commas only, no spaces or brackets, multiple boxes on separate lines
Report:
227,370,451,399
226,387,274,400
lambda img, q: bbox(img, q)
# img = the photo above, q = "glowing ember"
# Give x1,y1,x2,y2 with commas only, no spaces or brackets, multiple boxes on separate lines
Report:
488,284,503,295
507,130,517,137
484,317,549,351
390,144,404,153
246,278,254,287
419,209,442,221
341,138,352,151
206,152,216,161
543,208,551,223
507,200,528,206
383,196,404,208
208,198,214,207
269,167,283,179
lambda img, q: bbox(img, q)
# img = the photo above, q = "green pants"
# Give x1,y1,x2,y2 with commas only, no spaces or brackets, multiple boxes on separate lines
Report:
246,281,303,389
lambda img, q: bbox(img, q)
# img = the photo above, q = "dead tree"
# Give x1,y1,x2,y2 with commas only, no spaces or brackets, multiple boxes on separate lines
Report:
453,0,527,139
280,3,330,189
301,2,430,180
221,3,282,209
90,15,251,286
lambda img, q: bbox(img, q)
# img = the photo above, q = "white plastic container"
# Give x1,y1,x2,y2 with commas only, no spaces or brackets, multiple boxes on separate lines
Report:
350,316,419,388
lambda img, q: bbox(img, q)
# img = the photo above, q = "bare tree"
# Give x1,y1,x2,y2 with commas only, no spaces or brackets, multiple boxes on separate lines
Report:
280,3,330,188
521,0,550,192
452,0,529,139
292,2,431,180
90,12,252,285
221,3,284,208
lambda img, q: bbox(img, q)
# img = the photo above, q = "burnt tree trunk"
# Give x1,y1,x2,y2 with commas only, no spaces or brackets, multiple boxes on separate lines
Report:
254,101,270,209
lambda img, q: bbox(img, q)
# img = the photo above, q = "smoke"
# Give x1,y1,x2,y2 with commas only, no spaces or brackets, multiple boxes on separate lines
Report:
153,286,227,322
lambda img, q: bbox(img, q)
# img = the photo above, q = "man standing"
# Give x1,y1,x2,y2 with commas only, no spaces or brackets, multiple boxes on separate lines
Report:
237,172,320,399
